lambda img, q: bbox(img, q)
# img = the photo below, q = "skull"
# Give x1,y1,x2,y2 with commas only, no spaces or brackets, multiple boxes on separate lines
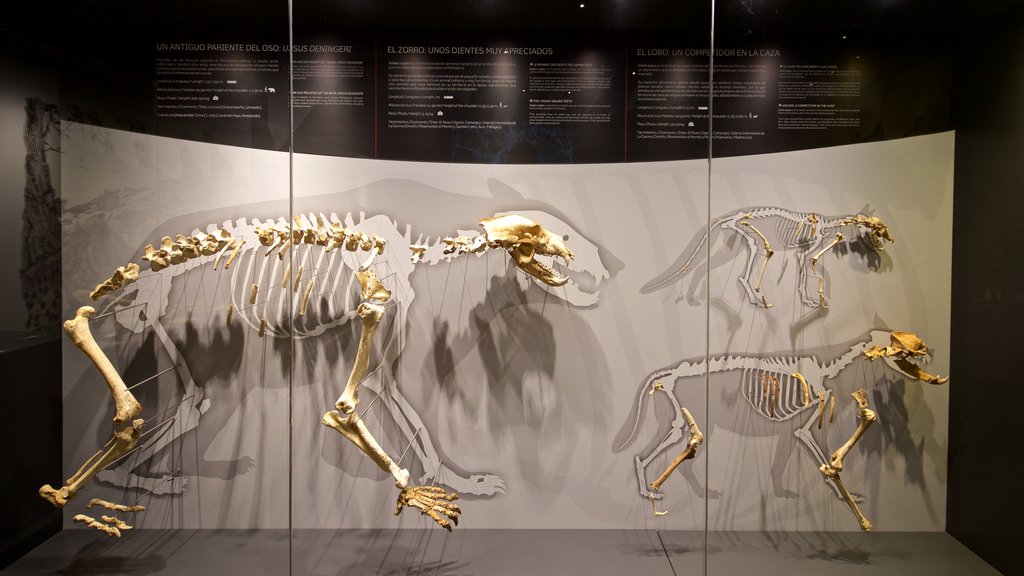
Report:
864,330,947,384
852,214,895,251
480,214,575,287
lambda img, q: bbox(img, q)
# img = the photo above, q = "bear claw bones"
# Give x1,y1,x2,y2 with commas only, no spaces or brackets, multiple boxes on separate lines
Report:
395,486,461,531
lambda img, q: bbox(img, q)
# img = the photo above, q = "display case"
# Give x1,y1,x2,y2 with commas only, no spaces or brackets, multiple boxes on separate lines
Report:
1,1,1018,575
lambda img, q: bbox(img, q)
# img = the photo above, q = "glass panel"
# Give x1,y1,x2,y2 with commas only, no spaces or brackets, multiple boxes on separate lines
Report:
288,3,712,575
704,1,995,574
3,0,293,573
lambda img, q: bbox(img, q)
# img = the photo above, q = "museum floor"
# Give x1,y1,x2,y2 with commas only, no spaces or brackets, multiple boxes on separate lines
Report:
1,529,1002,575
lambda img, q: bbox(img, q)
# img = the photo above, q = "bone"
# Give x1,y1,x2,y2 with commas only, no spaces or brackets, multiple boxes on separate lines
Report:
739,219,775,294
395,485,461,531
73,514,121,537
213,241,232,269
810,232,844,268
769,375,778,418
86,498,145,513
829,395,837,423
479,214,574,287
817,390,827,430
323,409,410,488
224,240,245,269
100,515,133,530
280,262,291,289
648,381,664,396
250,283,258,305
819,464,872,531
828,388,876,472
863,331,948,384
40,419,144,508
649,493,668,517
335,301,386,413
226,303,233,325
89,263,140,300
793,372,811,406
648,408,704,492
258,319,266,338
409,244,427,263
292,265,303,292
300,278,314,316
63,307,141,425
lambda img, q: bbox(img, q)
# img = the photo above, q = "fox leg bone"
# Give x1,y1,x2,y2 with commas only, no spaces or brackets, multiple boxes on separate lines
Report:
40,419,144,508
828,388,876,472
63,307,141,425
648,407,704,492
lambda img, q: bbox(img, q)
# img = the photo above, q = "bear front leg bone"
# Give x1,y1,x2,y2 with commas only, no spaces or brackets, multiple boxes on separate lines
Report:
40,419,144,508
322,409,411,488
63,306,141,425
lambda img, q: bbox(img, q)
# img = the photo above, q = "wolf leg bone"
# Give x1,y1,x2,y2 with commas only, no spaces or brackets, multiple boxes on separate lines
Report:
648,408,704,492
396,485,461,531
819,464,872,531
828,389,876,472
40,419,144,508
64,307,141,425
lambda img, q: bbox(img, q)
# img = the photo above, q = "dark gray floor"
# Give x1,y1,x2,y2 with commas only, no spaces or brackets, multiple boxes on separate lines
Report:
1,529,1002,575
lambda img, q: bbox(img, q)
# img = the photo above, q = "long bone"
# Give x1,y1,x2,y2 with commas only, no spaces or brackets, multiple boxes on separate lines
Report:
40,417,144,508
739,218,775,308
322,269,411,489
819,464,872,531
648,407,704,495
62,306,141,425
828,389,876,472
816,389,876,531
810,232,844,269
40,305,150,506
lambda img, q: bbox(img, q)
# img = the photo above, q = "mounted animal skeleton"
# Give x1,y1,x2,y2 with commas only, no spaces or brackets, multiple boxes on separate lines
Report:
40,212,579,535
618,329,946,531
642,207,894,308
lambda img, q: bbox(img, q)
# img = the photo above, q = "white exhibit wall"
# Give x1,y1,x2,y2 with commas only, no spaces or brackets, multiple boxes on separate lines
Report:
59,122,951,530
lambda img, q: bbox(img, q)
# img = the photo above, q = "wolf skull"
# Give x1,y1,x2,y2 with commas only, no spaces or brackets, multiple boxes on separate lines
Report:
481,214,574,287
